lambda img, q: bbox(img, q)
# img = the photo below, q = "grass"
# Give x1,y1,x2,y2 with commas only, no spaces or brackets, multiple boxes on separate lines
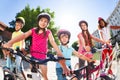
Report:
93,52,101,60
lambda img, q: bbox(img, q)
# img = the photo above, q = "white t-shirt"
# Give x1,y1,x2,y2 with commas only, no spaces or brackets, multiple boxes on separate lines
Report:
99,25,111,41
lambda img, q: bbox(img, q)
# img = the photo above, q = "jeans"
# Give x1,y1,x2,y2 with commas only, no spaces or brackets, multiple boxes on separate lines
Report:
6,55,23,72
15,55,23,72
56,66,71,80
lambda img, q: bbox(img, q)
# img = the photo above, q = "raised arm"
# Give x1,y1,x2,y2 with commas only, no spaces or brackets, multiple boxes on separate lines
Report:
110,26,120,29
3,30,32,48
91,34,106,44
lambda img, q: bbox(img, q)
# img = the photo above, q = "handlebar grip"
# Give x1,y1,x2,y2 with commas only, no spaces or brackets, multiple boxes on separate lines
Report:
58,57,70,60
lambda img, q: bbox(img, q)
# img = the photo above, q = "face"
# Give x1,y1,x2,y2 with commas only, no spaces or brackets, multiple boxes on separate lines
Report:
80,23,88,31
15,22,23,31
99,20,105,27
38,17,48,28
59,34,69,45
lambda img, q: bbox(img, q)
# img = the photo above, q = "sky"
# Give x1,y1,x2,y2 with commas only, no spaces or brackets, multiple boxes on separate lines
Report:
0,0,119,45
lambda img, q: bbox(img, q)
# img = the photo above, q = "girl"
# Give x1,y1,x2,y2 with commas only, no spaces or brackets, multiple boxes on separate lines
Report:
77,20,106,68
98,17,120,75
3,13,69,80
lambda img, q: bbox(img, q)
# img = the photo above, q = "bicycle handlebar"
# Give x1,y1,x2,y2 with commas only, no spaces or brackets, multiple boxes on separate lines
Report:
62,61,95,78
0,46,70,65
110,31,120,42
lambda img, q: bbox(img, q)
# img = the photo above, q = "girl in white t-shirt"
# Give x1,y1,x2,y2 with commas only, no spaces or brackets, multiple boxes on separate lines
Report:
98,17,120,75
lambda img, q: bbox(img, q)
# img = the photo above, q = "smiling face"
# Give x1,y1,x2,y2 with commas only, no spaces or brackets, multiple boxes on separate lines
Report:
59,34,69,45
15,22,23,31
80,22,88,31
38,17,48,29
99,20,106,27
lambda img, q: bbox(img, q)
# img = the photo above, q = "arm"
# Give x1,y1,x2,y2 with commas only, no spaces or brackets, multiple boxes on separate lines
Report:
78,33,86,48
73,50,92,62
48,32,70,74
91,34,106,44
3,30,32,48
110,26,120,29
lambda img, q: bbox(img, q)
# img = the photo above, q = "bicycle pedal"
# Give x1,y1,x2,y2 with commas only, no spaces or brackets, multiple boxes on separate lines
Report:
27,74,32,78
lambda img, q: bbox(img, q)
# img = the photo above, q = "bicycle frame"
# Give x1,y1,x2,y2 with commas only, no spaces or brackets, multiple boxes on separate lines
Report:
0,46,70,80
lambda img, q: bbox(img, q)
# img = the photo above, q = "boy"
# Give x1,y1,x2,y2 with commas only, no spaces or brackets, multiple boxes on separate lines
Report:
3,17,26,80
56,29,94,80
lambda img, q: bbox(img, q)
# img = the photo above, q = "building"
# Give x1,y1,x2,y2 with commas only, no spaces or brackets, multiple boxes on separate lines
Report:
93,0,120,48
0,21,12,42
107,0,120,36
92,30,102,49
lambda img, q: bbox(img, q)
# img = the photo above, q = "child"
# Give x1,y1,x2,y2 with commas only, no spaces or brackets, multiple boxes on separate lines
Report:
2,17,26,80
98,17,120,75
56,29,94,80
77,20,106,68
3,13,70,80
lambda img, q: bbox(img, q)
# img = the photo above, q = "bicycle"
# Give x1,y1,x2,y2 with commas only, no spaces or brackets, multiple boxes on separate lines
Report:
0,45,70,80
108,31,120,80
65,31,120,80
64,61,111,80
0,37,27,80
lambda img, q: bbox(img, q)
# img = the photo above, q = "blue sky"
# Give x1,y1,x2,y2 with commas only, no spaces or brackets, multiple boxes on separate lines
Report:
0,0,119,45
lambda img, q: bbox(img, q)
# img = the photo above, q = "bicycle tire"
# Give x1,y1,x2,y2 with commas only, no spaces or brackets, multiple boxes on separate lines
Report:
4,74,15,80
96,75,111,80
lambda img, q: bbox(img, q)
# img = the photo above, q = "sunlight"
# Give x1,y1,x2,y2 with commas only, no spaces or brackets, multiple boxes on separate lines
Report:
57,14,74,27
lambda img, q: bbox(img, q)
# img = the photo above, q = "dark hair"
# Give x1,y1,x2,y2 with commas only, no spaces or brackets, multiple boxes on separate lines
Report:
35,25,46,37
79,20,92,46
35,13,51,37
98,19,108,29
16,17,25,26
79,20,88,27
82,30,93,47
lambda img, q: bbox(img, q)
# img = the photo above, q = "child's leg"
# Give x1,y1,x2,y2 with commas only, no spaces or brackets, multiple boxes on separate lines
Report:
102,49,107,62
56,67,67,80
6,53,11,68
39,64,48,80
108,48,113,75
15,55,22,72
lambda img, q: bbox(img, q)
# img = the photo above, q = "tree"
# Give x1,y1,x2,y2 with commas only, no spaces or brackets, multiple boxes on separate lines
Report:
9,4,59,50
72,41,79,51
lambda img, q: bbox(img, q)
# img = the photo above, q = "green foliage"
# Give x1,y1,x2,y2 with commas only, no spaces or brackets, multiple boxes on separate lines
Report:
72,41,79,51
9,4,60,49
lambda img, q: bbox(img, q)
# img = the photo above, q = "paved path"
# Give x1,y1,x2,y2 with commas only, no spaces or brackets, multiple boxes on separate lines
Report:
0,56,120,80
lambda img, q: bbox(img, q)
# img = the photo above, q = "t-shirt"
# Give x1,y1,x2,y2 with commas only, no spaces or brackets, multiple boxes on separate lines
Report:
56,45,74,68
12,30,24,49
30,28,51,59
99,25,111,41
77,33,93,58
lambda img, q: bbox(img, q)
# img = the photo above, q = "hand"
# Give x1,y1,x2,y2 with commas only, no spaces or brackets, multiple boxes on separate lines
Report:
89,59,96,63
2,42,12,48
63,66,71,76
59,60,70,76
84,46,91,52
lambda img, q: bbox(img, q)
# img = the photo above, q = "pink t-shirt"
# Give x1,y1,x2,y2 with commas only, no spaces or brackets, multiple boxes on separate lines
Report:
30,28,51,59
77,33,93,59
